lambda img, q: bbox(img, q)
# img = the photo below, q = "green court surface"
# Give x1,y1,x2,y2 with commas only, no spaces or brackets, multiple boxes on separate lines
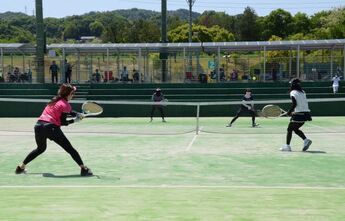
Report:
1,117,345,221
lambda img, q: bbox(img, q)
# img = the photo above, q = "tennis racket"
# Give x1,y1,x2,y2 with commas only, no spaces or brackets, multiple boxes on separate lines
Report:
81,101,103,117
260,104,287,119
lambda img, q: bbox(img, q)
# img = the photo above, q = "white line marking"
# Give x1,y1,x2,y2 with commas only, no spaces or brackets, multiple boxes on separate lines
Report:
0,185,345,190
186,127,202,151
308,122,337,133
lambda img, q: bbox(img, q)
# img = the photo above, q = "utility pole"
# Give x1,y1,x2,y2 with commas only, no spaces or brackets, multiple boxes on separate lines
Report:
160,0,168,82
186,0,196,74
35,0,45,83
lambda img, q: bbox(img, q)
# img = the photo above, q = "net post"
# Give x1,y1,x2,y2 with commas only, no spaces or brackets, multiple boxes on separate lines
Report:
196,104,200,135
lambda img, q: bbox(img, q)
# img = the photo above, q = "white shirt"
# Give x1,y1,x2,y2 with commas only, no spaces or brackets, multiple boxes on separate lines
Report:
290,90,310,113
332,76,340,86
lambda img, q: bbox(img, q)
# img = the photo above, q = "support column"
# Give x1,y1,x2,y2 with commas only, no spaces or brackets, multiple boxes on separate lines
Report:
61,48,65,83
343,45,345,79
106,48,110,82
330,48,333,77
297,45,300,79
217,47,221,82
77,51,80,82
138,48,142,83
263,46,266,82
0,48,3,78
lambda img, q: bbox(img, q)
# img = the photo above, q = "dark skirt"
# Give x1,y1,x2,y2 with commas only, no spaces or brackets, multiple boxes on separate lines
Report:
290,112,312,122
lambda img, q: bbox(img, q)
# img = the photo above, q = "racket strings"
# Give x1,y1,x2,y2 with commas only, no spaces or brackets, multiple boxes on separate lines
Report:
262,105,283,117
82,103,103,114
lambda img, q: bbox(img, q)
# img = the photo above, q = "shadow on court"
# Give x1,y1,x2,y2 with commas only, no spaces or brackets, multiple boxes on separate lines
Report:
305,150,327,154
24,172,99,179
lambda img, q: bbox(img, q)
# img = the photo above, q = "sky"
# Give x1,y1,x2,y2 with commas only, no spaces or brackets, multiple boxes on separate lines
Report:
0,0,344,18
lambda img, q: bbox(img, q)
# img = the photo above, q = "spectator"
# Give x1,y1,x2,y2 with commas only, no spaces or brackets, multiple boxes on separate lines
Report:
91,69,102,83
49,61,59,83
64,59,72,83
121,66,128,82
230,69,238,81
332,74,341,95
133,69,139,83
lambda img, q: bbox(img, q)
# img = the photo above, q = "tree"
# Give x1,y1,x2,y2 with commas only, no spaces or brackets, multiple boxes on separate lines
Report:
263,9,293,39
237,7,259,41
89,20,104,37
292,12,310,35
168,24,234,43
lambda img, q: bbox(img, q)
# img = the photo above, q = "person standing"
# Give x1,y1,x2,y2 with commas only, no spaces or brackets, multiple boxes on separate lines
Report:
332,74,341,94
15,84,93,176
64,59,72,83
49,60,59,83
281,78,312,152
227,89,259,128
150,88,166,122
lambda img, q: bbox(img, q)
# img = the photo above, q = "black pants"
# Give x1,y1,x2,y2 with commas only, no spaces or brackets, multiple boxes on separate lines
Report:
150,106,165,119
65,73,71,83
286,122,306,145
23,121,84,166
230,107,256,125
52,73,58,83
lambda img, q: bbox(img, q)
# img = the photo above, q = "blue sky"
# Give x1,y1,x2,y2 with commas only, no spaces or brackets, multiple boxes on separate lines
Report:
1,0,344,18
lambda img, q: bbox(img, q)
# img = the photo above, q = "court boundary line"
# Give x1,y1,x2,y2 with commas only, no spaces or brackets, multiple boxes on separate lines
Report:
0,185,345,190
186,127,202,151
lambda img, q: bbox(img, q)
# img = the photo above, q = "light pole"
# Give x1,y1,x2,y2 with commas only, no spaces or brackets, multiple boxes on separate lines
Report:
35,0,45,83
186,0,196,74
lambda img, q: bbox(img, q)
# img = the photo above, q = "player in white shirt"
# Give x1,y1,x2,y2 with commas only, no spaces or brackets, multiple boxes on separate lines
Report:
332,74,341,94
281,78,312,152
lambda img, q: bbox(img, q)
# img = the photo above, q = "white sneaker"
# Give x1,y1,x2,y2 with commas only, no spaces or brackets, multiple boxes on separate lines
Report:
303,139,312,151
280,144,291,152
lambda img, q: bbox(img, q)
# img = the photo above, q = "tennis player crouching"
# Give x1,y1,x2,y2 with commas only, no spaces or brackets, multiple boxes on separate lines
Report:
15,84,93,176
281,78,312,152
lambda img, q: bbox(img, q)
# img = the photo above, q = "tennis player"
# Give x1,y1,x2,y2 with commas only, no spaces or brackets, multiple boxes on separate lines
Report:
150,88,166,122
227,88,259,127
281,78,312,152
15,84,93,176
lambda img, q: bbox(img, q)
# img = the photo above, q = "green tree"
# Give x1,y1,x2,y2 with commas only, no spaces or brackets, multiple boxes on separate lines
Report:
89,20,104,37
237,7,259,41
263,9,293,39
292,12,310,35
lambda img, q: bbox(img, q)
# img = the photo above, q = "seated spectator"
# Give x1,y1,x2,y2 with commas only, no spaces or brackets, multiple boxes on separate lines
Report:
198,73,208,83
219,68,226,81
91,69,102,83
230,70,238,81
120,66,129,82
133,69,140,83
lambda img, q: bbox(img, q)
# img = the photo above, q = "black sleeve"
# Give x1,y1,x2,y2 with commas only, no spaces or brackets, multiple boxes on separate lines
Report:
60,112,76,126
287,96,297,115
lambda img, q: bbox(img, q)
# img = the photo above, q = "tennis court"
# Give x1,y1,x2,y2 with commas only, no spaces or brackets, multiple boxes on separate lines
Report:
1,116,345,220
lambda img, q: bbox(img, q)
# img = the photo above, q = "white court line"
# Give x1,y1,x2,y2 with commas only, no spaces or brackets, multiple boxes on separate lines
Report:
0,185,345,190
186,127,202,151
308,122,338,133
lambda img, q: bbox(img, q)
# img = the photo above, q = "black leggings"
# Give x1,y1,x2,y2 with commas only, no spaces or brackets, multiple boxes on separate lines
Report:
230,108,256,125
286,122,306,145
150,106,165,119
23,121,84,166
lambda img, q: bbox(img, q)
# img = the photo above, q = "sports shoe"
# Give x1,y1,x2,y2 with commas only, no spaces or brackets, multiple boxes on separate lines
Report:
81,167,93,176
226,123,232,127
149,118,153,122
252,123,260,127
15,166,26,174
280,144,291,152
162,119,166,122
303,139,312,151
